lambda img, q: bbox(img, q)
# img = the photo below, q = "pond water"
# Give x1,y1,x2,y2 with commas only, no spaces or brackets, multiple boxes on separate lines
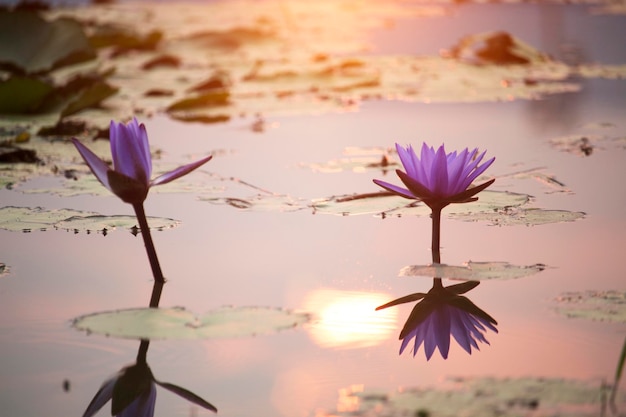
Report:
1,1,626,416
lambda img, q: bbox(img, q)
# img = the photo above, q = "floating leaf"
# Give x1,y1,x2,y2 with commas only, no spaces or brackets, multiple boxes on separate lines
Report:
72,306,310,340
305,147,397,173
0,10,95,74
312,192,424,217
0,206,179,233
0,263,9,278
54,214,180,233
166,91,230,112
444,31,550,65
549,134,600,156
0,206,97,232
59,80,118,118
554,290,626,323
399,261,547,281
320,376,622,417
451,207,586,226
311,190,529,218
503,167,572,193
0,76,55,113
201,194,307,212
32,2,624,131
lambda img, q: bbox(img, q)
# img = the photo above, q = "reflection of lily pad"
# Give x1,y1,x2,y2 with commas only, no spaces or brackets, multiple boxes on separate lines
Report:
320,376,621,417
72,306,310,340
399,261,546,281
0,206,179,233
555,290,626,323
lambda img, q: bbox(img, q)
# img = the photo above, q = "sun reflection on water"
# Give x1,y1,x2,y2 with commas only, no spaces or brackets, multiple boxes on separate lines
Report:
303,289,398,349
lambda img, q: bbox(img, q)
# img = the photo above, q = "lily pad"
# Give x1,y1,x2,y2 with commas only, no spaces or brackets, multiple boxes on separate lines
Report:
54,214,180,234
549,135,601,156
201,193,308,212
311,190,529,218
450,207,586,226
0,76,55,113
554,290,626,323
503,167,572,193
0,10,95,74
305,147,397,173
72,306,311,340
32,2,623,131
0,263,9,278
0,206,179,233
320,376,622,417
399,261,547,281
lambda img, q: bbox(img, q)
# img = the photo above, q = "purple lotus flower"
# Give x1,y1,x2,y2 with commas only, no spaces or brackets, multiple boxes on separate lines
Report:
72,118,212,204
83,361,217,417
373,143,495,210
377,281,497,360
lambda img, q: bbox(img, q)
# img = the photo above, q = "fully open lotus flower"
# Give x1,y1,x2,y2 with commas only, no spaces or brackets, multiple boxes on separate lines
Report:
377,280,497,360
83,361,217,417
72,118,212,205
373,143,495,210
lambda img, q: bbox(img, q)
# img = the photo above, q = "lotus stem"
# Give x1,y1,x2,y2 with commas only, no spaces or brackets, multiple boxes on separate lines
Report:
431,207,442,264
132,203,166,286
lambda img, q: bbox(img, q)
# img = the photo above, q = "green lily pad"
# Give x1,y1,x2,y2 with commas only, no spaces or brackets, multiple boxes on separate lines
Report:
72,306,311,340
0,206,179,233
0,10,95,74
554,290,626,323
0,76,55,114
399,261,547,281
320,376,623,417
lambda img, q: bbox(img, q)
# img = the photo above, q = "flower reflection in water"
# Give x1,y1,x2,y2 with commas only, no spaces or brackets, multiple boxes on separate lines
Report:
377,279,497,360
84,340,217,417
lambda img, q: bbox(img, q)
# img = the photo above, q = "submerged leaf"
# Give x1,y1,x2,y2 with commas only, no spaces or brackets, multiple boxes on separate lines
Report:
399,261,547,281
72,306,310,340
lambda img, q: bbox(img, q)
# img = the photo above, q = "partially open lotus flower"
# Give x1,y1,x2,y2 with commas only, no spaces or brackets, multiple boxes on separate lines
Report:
373,143,495,210
377,280,497,360
72,118,212,205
